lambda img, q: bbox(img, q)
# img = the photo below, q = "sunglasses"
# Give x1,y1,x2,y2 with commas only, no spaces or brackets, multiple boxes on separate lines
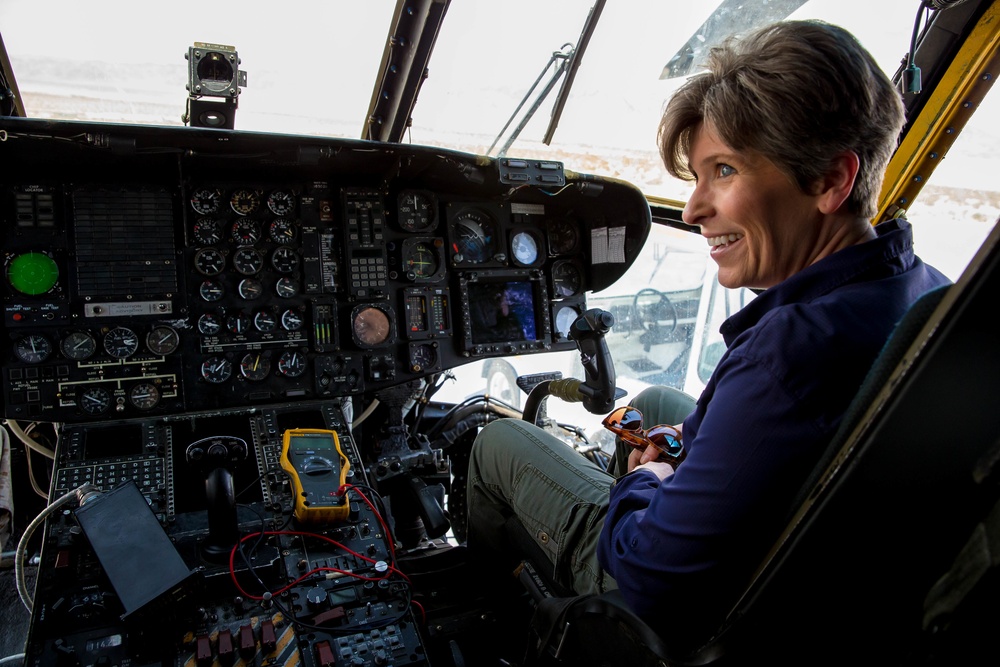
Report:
602,406,686,464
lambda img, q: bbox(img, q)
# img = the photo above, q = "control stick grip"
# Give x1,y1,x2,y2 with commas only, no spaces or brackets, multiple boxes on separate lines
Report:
569,308,621,414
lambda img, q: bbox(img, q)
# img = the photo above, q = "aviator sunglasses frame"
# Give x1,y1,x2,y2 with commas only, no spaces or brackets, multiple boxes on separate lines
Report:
602,406,686,465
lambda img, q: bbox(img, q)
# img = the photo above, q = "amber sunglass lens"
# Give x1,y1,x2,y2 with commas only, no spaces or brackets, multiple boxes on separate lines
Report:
647,426,682,455
616,408,643,431
604,407,632,430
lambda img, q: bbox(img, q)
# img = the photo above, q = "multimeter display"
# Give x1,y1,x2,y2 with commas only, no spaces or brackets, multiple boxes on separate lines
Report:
279,428,351,524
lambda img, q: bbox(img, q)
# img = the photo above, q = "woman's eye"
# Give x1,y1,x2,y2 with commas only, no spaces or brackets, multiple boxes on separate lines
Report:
718,164,736,177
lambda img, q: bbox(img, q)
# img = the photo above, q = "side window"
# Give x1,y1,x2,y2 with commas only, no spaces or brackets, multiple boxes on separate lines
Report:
694,273,755,388
903,87,999,281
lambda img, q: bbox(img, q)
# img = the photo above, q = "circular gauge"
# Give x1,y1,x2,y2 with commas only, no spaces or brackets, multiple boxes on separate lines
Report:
551,260,583,298
190,188,222,215
281,308,304,331
267,191,296,216
230,189,260,215
227,312,251,335
511,230,541,266
192,218,224,245
231,218,261,245
61,331,97,361
398,191,435,232
193,247,226,276
269,218,298,244
201,357,233,384
275,277,299,298
199,280,225,302
410,343,437,372
277,350,307,377
232,247,264,275
198,313,222,335
14,334,52,363
129,382,160,410
238,278,264,300
450,209,497,264
6,252,60,296
555,305,581,339
352,305,392,347
146,325,180,355
78,386,111,415
271,247,299,274
547,218,580,255
404,241,439,279
254,310,277,332
240,352,271,381
104,327,139,359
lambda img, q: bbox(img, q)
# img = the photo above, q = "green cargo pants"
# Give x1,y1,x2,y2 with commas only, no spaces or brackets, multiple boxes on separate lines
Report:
466,385,696,595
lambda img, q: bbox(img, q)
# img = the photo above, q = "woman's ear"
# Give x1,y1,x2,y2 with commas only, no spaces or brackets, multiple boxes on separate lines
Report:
816,151,860,215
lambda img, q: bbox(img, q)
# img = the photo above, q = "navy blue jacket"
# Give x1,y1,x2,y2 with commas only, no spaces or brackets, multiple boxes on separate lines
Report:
598,218,950,643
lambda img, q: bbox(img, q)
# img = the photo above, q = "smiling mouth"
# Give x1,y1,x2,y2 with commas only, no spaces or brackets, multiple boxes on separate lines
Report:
707,233,744,248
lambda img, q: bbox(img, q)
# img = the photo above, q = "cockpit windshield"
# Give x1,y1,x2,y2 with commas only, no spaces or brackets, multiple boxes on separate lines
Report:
0,0,938,204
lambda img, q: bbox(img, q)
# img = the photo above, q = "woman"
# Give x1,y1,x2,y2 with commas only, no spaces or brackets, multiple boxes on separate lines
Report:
466,19,950,646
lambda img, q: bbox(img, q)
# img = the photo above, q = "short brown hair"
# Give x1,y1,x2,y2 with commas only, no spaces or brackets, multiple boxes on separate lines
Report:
658,20,904,219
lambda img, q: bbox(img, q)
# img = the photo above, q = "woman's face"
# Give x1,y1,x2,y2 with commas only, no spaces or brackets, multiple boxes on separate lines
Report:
682,124,826,290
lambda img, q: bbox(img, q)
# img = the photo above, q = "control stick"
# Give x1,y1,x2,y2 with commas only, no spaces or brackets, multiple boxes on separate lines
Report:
521,308,625,424
185,436,248,562
569,308,621,415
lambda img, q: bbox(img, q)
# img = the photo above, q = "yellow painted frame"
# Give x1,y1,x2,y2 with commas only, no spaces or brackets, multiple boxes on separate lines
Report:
878,3,1000,222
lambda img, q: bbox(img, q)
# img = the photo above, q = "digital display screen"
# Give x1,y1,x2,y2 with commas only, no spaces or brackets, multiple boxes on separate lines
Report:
468,279,537,344
84,423,145,458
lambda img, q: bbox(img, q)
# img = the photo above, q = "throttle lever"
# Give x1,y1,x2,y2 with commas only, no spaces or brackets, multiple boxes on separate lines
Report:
569,308,626,414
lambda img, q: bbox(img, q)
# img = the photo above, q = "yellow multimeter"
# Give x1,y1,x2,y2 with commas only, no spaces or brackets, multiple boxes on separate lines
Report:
279,428,351,524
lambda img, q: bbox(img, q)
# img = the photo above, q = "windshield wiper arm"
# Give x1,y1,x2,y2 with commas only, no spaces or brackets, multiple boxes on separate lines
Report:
488,0,606,157
542,0,605,145
487,43,574,157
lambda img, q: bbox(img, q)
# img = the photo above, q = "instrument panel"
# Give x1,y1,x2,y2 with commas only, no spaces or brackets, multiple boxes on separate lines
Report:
1,118,651,423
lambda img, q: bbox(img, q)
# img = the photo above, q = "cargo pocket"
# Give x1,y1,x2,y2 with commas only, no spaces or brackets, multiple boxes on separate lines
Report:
510,464,603,592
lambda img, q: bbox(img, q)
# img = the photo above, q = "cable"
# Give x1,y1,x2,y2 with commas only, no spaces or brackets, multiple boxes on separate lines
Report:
0,654,26,666
16,483,99,612
352,398,380,430
24,440,48,499
4,420,55,459
903,1,932,94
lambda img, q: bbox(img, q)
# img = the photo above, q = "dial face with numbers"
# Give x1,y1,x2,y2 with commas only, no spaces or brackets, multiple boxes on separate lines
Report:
269,218,298,243
146,326,180,355
15,334,52,363
193,218,223,245
230,189,260,215
190,188,222,215
61,331,97,361
398,190,435,232
240,352,271,381
78,386,111,415
231,219,261,245
129,382,161,410
277,350,307,377
267,190,295,216
201,357,233,383
103,327,139,359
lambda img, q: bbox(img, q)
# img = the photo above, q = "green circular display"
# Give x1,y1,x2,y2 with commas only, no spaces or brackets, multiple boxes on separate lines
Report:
7,252,60,296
